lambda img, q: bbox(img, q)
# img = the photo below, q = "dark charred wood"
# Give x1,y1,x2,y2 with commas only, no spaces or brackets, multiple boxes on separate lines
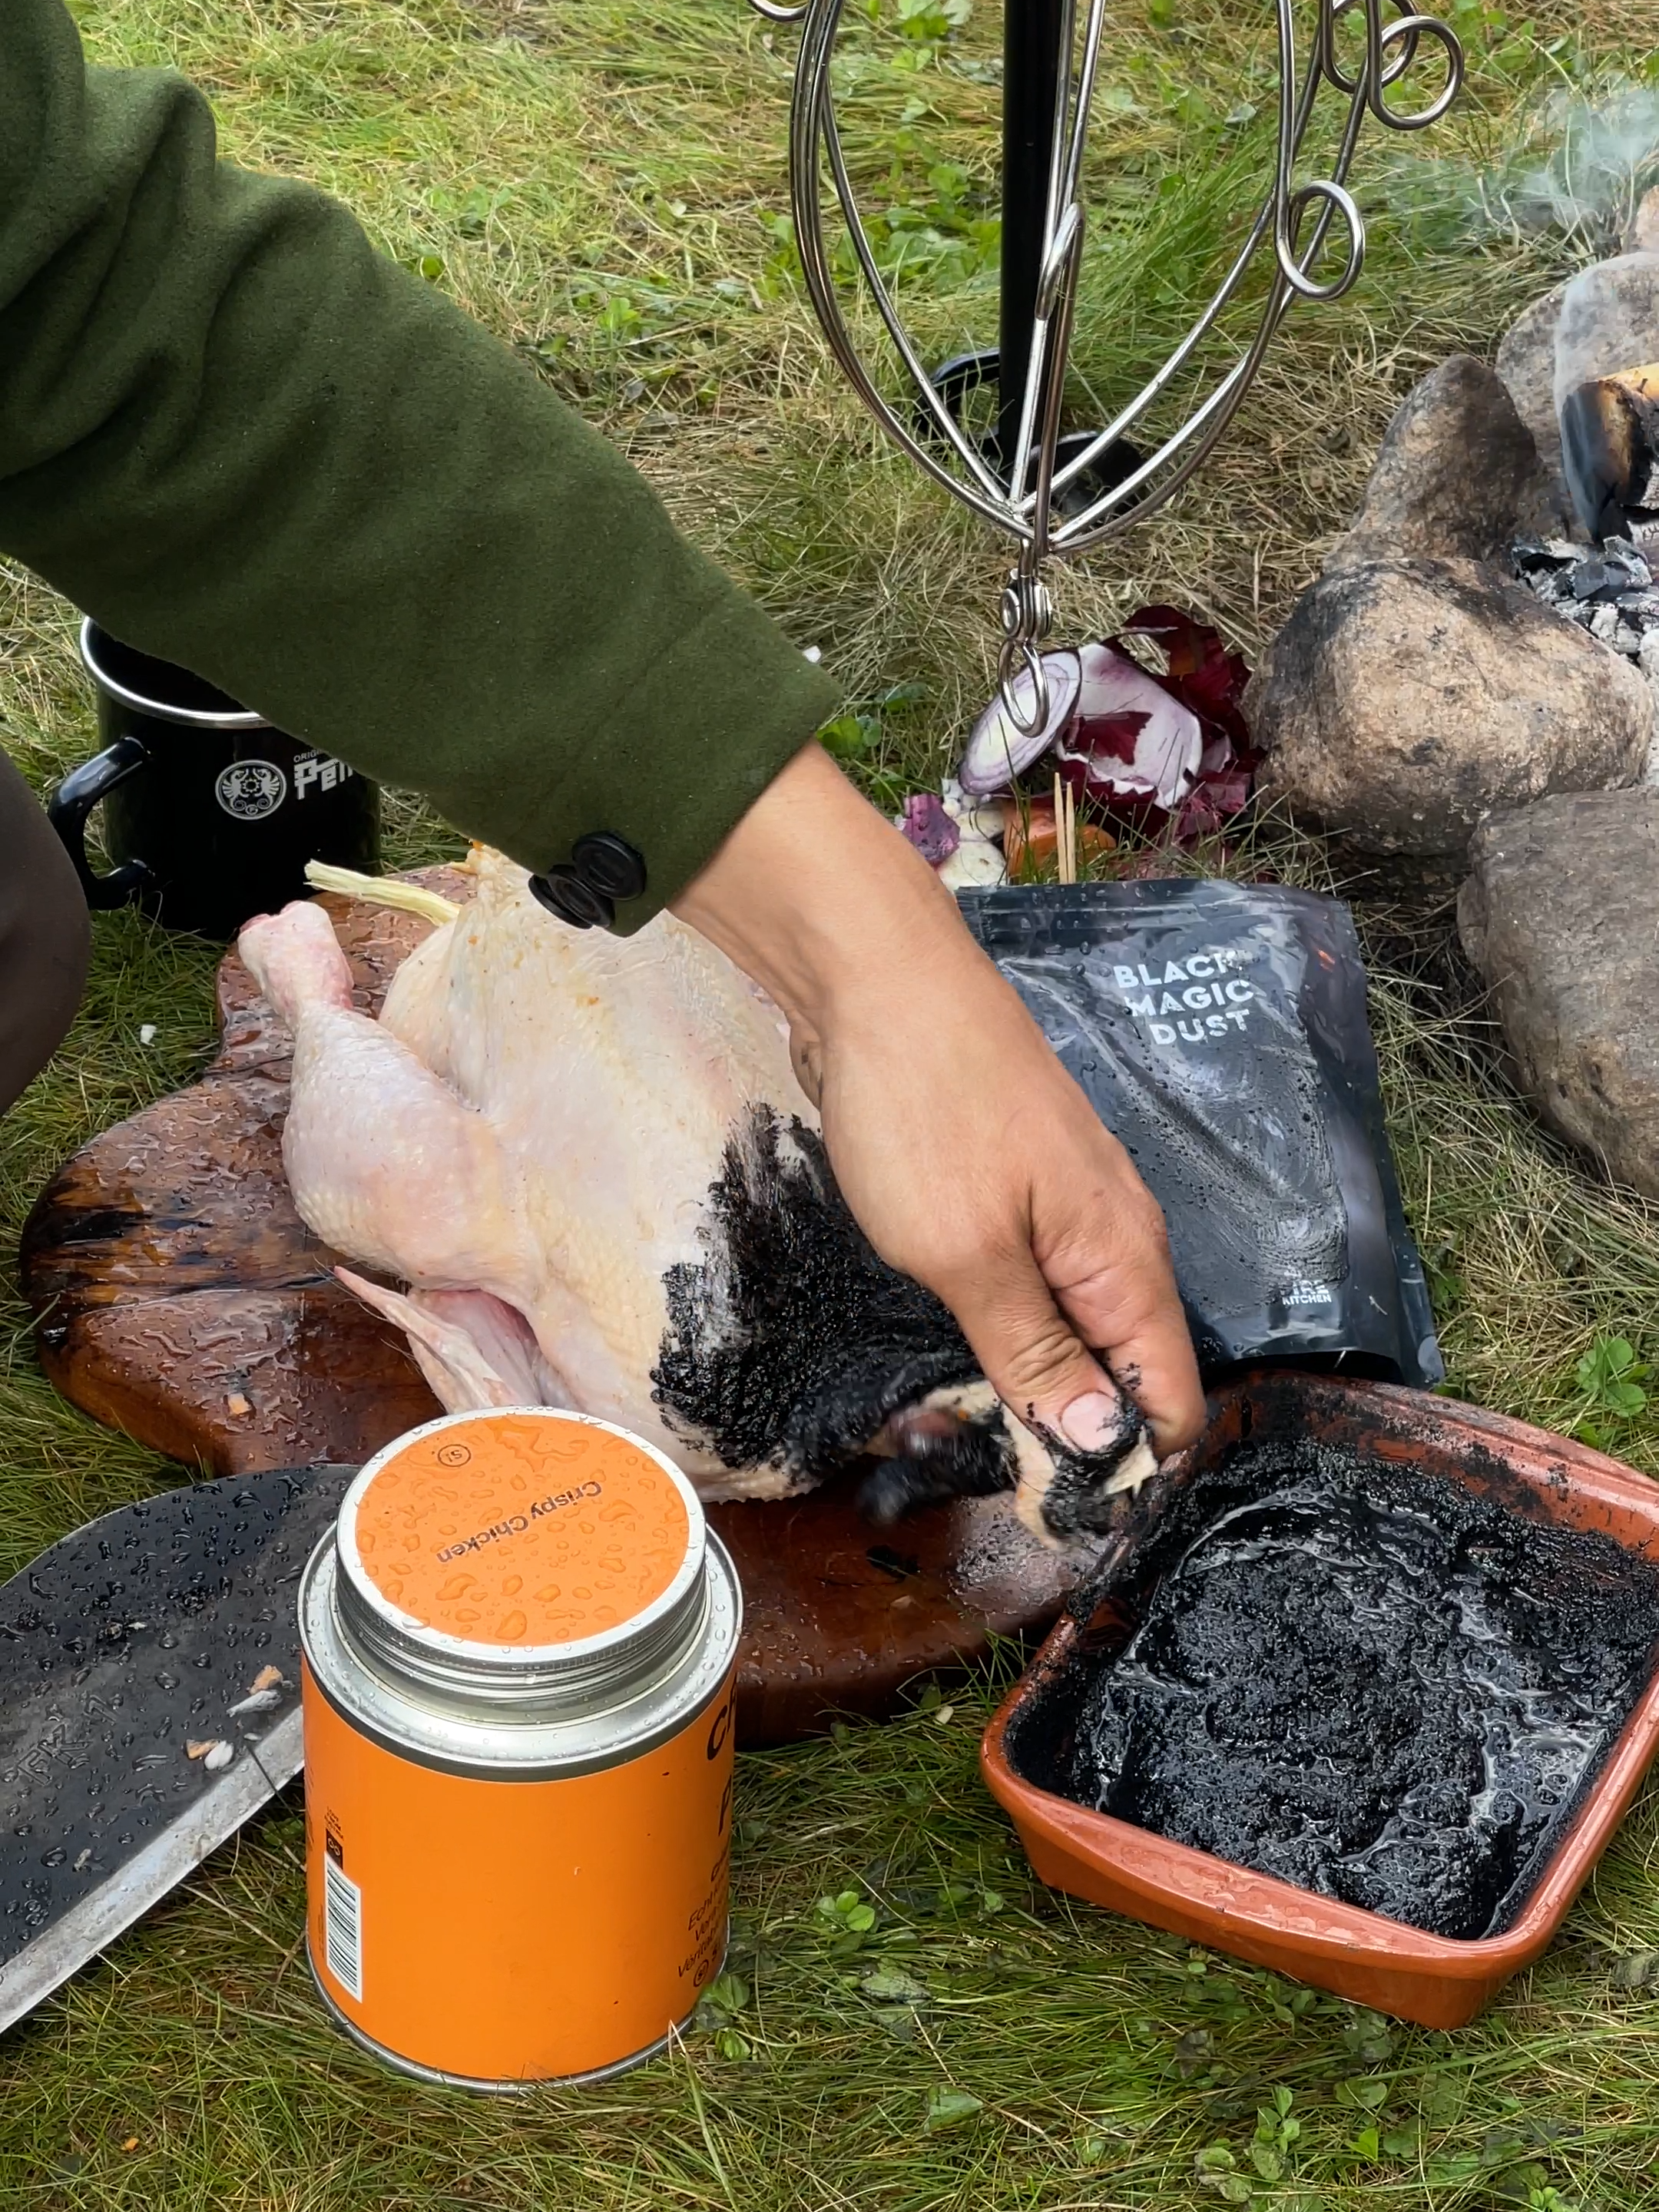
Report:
1559,363,1659,542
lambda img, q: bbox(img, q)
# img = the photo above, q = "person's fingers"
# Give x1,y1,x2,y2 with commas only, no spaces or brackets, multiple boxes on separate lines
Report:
1036,1185,1207,1457
933,1190,1198,1475
915,1137,1204,1541
932,1238,1159,1541
937,1237,1121,1449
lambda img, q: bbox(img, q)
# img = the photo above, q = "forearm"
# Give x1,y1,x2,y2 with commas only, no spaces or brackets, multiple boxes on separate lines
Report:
673,743,983,1086
0,0,836,925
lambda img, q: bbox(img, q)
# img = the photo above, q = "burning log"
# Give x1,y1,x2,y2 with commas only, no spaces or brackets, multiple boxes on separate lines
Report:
1560,362,1659,543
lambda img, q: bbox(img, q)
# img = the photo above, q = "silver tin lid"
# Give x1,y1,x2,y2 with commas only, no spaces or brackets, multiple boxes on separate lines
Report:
302,1409,741,1777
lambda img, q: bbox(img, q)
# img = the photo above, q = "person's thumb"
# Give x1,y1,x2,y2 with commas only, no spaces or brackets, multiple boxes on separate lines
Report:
938,1248,1160,1544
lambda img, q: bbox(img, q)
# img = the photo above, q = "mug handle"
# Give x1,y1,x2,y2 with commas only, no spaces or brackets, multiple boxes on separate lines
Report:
48,737,152,909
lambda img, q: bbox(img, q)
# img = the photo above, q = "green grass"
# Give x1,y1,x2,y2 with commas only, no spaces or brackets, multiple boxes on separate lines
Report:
5,0,1659,2203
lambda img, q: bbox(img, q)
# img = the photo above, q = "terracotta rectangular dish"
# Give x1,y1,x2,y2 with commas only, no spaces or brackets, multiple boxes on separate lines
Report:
980,1370,1659,2028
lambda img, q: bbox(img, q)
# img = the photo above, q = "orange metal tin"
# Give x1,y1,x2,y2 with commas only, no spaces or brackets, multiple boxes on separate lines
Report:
300,1408,741,2088
981,1372,1659,2030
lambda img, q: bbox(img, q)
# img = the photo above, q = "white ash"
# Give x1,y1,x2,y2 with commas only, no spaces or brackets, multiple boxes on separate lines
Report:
1514,535,1659,786
1513,534,1659,657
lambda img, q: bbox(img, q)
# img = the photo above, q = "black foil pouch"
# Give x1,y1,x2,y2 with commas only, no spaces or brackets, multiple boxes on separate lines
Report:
959,879,1442,1388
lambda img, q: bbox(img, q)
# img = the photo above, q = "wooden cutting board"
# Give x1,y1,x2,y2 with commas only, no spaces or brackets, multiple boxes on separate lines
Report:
19,869,1080,1743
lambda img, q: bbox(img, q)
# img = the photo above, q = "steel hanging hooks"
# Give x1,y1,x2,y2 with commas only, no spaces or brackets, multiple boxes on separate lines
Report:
749,0,1465,732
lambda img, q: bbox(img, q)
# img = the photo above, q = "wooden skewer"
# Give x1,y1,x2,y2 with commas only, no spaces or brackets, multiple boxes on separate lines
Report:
1052,773,1078,885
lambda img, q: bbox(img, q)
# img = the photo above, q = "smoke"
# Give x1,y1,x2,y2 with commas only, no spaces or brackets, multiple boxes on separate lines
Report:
1495,84,1659,247
1381,79,1659,257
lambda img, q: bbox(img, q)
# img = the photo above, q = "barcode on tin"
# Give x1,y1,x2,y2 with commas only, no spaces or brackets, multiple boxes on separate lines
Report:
323,1856,363,2002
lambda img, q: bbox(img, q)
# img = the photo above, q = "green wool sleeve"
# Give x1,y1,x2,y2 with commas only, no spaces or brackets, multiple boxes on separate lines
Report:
0,0,839,926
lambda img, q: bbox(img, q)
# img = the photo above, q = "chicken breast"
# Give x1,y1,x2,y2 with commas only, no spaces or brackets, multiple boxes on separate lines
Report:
238,851,1154,1535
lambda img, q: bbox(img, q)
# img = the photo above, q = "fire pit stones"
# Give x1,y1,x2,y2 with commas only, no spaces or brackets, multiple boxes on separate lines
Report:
1249,229,1659,1194
1459,788,1659,1203
1246,357,1654,867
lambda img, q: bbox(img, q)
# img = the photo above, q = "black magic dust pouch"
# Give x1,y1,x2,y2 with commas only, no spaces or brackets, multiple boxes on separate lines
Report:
959,879,1442,1387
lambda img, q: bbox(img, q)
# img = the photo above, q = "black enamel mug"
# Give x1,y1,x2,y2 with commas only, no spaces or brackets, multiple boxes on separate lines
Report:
50,621,380,939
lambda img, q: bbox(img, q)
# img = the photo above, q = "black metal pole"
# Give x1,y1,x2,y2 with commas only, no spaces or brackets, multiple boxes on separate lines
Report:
998,0,1066,477
926,0,1134,510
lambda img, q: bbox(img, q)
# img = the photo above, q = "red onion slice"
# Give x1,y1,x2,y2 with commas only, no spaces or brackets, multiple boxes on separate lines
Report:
1055,642,1203,813
958,648,1081,796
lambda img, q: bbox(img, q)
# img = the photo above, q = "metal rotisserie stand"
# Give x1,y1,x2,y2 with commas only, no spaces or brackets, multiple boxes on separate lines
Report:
747,0,1464,733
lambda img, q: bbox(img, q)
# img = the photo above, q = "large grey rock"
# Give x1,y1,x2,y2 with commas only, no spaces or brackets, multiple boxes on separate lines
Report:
1554,252,1659,413
1643,629,1659,783
1333,355,1549,568
1247,351,1654,862
1495,284,1577,538
1498,286,1566,456
1626,185,1659,256
1459,790,1659,1197
1248,555,1653,860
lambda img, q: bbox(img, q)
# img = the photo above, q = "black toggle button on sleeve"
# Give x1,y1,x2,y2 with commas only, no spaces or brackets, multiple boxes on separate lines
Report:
529,831,646,931
571,832,647,902
528,866,614,930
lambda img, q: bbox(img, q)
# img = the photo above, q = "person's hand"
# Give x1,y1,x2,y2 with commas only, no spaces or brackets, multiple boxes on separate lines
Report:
673,742,1206,1498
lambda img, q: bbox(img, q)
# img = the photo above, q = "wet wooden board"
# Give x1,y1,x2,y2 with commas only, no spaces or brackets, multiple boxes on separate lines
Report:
19,870,1078,1742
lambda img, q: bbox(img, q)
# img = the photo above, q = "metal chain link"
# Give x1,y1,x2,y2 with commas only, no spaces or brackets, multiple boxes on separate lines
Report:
996,562,1055,733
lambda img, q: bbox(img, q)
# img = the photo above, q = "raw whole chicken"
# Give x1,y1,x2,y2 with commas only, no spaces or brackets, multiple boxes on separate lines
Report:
238,849,1154,1539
